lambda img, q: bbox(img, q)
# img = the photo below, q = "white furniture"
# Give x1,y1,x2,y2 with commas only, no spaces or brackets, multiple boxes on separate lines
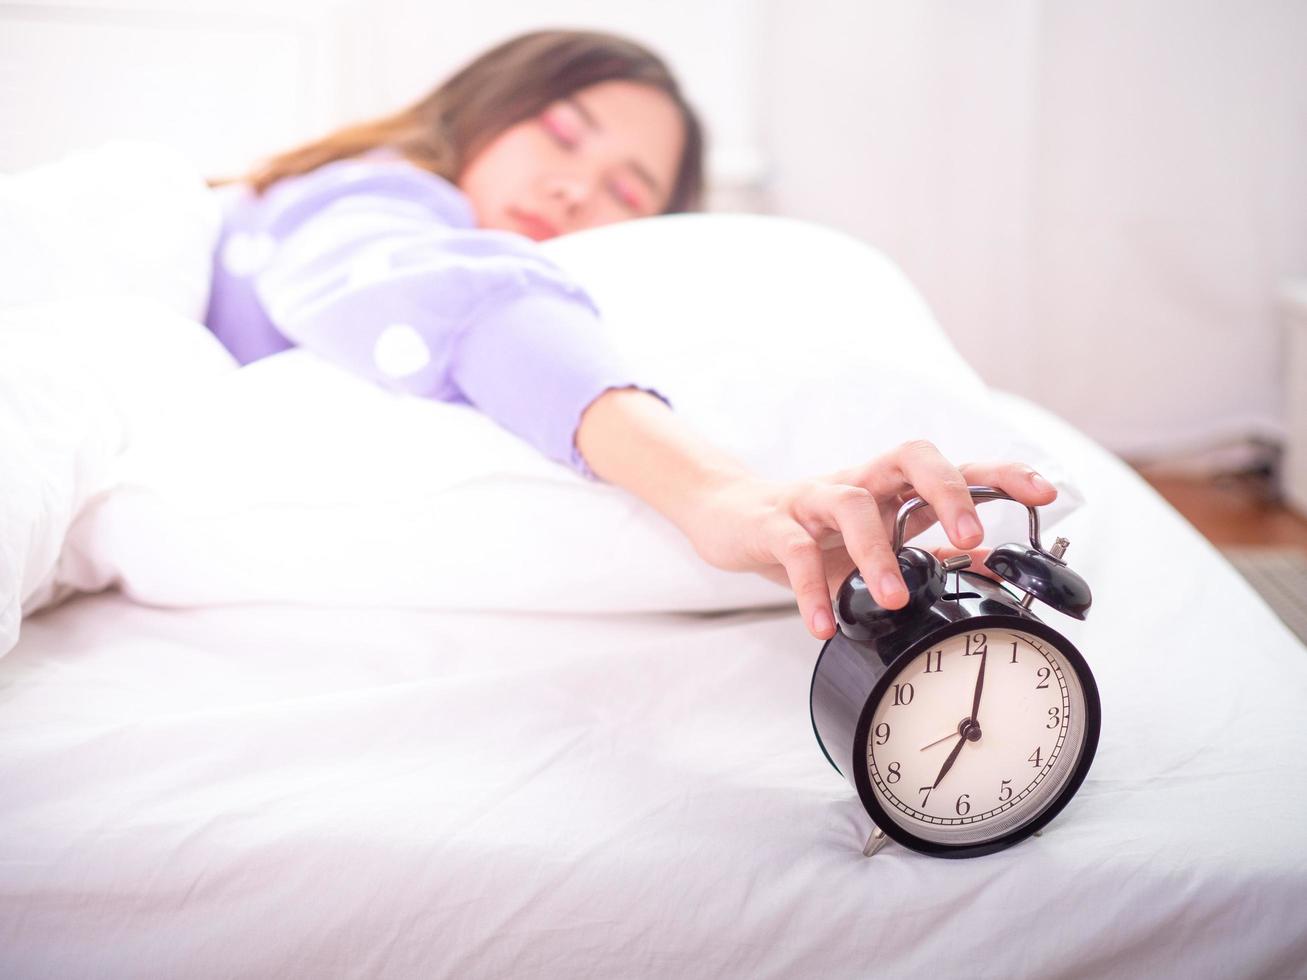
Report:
1283,280,1307,517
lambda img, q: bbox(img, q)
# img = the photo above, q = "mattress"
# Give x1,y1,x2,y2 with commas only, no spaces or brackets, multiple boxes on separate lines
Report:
2,390,1306,979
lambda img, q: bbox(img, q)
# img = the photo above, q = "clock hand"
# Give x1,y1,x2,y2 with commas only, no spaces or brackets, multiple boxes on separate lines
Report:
921,717,973,751
920,644,990,768
921,641,991,787
931,732,968,790
920,730,961,751
970,641,988,727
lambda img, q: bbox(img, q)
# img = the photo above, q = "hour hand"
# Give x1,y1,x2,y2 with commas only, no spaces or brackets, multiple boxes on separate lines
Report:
931,733,967,789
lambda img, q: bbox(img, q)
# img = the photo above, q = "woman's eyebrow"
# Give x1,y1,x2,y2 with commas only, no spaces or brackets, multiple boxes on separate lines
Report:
565,95,664,200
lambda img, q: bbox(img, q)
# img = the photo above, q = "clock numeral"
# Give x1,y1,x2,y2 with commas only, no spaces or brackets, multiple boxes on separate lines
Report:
955,793,971,816
1009,641,1019,664
1035,666,1051,690
919,786,932,807
999,779,1013,802
1047,706,1061,729
923,650,943,674
1029,747,1043,768
964,633,988,657
874,722,891,746
892,682,915,706
886,761,901,784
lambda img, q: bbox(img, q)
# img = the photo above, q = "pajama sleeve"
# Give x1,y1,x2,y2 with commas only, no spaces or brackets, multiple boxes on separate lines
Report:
246,160,670,480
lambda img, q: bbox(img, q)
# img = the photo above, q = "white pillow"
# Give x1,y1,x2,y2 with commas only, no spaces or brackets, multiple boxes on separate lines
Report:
0,139,220,320
58,214,1084,614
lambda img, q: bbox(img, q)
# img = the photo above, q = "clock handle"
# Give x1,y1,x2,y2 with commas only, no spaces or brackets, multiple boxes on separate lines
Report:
891,485,1048,555
892,485,1092,620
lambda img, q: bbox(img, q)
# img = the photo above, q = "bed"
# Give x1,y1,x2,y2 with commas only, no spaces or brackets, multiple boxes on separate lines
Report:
2,143,1306,979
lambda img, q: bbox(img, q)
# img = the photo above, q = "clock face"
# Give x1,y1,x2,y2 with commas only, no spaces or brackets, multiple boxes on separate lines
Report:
862,625,1091,848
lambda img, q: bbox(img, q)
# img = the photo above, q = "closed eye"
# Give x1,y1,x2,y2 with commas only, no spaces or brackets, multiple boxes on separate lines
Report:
540,110,579,149
610,177,647,213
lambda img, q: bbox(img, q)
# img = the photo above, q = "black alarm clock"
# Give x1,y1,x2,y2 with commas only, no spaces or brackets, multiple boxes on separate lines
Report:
810,486,1100,859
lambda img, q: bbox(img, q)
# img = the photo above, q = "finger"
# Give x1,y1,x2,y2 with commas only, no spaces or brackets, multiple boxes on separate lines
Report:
824,550,858,602
899,462,1061,543
889,440,985,551
770,523,840,640
793,484,909,611
957,460,1059,506
760,548,860,611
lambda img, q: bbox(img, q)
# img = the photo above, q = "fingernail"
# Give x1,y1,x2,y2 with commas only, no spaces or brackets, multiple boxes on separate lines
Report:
957,513,983,542
880,573,907,605
813,608,833,635
1030,473,1055,493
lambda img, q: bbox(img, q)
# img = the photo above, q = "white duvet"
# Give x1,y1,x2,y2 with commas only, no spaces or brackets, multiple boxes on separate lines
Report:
0,141,235,653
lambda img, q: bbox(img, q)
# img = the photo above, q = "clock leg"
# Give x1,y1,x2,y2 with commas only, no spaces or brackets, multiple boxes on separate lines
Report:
862,824,889,857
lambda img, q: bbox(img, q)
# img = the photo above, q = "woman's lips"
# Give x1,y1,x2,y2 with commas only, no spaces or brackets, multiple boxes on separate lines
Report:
509,209,559,241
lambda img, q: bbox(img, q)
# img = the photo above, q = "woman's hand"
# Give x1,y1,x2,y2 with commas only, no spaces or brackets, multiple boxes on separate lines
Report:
572,390,1057,641
677,440,1059,640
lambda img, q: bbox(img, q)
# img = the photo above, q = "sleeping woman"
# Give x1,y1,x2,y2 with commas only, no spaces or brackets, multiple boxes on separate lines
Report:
204,28,1058,640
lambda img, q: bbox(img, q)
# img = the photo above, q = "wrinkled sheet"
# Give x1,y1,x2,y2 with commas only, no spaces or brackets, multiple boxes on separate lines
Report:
2,391,1306,979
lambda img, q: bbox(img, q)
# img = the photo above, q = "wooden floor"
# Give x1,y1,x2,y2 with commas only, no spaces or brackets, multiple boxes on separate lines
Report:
1133,470,1307,551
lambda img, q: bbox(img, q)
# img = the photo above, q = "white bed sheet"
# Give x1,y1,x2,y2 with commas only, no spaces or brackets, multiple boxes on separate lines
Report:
2,391,1306,979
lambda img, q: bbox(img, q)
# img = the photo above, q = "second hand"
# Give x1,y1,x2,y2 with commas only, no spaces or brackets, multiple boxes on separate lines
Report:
920,730,961,751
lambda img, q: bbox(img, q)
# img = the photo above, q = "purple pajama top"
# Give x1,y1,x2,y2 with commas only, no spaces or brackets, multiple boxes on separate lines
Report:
202,149,669,479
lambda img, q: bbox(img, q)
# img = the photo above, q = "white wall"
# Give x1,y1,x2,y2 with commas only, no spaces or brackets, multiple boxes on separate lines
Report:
4,0,1304,463
0,0,352,178
1025,0,1307,458
0,0,765,205
762,0,1307,460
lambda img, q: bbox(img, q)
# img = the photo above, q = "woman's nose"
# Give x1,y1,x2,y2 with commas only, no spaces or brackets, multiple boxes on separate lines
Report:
546,174,593,212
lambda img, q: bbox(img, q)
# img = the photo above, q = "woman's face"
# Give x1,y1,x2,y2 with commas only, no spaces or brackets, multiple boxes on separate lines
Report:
457,79,686,240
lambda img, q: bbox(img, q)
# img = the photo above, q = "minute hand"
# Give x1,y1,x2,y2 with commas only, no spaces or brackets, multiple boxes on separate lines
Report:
970,640,988,726
932,643,989,791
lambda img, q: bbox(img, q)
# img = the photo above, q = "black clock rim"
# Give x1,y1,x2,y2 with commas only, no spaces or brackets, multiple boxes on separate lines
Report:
850,615,1102,859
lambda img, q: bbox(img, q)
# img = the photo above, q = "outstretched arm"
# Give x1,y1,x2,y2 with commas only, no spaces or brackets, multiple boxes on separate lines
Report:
574,386,752,533
575,387,1060,640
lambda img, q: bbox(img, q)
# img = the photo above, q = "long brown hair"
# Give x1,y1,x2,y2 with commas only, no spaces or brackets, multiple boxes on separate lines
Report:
209,29,705,213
